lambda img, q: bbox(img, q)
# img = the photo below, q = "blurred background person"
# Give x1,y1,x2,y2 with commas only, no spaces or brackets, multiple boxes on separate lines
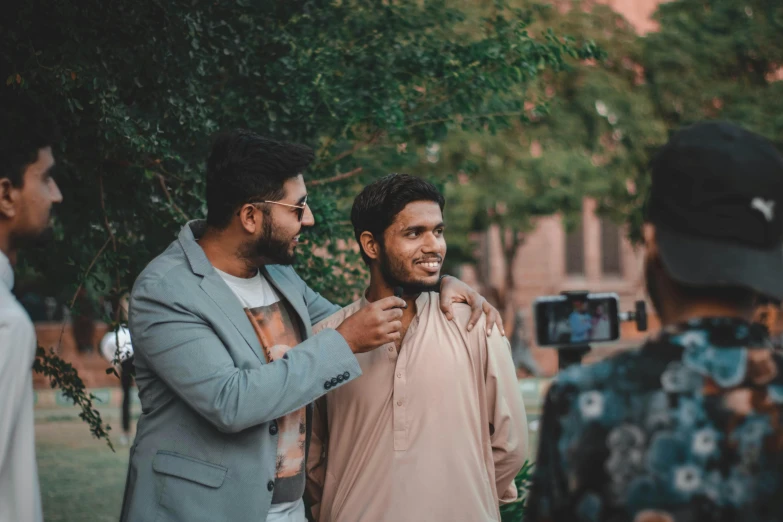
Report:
0,90,62,522
527,121,783,522
568,300,592,343
591,304,611,340
99,292,134,445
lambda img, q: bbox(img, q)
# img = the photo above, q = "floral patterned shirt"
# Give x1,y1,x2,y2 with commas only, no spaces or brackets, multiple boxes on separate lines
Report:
526,317,783,522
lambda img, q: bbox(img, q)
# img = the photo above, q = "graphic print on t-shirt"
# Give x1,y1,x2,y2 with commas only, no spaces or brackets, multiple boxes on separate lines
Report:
244,300,306,495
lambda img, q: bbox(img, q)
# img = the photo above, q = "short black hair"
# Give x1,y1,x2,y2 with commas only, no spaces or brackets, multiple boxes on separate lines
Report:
205,129,315,228
0,89,60,187
672,280,757,313
351,173,445,264
755,295,782,307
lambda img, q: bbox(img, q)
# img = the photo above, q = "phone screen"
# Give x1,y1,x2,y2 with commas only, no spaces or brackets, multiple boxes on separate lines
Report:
533,293,620,347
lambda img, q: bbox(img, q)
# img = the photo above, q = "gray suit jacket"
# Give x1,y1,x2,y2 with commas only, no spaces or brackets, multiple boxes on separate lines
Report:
120,221,361,522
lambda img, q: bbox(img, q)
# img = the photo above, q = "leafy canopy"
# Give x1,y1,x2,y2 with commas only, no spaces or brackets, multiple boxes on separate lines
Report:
1,0,596,444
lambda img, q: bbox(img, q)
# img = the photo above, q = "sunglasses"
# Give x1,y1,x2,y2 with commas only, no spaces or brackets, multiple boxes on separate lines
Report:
239,195,309,222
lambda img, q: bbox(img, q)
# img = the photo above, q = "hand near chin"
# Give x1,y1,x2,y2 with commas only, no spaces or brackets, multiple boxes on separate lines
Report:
336,296,407,353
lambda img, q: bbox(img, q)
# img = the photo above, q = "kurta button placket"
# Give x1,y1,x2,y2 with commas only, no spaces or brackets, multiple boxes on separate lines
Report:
392,314,419,452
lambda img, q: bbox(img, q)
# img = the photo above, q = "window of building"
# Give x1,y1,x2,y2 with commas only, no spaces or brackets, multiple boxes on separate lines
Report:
600,218,622,276
565,218,585,275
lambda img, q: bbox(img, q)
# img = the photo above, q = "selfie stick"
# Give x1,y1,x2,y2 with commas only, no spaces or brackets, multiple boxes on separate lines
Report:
557,291,647,370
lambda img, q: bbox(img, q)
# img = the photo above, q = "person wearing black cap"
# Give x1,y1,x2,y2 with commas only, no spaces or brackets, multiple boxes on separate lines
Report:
526,121,783,522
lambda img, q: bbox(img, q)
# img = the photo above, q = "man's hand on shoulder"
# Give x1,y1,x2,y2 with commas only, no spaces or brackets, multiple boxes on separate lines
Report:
438,275,504,337
446,303,509,344
336,296,406,354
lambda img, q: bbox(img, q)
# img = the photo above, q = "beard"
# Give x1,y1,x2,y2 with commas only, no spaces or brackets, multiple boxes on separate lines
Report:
378,246,440,295
242,216,297,266
11,224,56,251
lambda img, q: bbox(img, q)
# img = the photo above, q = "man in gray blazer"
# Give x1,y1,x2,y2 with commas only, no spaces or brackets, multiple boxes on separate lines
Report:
120,129,501,522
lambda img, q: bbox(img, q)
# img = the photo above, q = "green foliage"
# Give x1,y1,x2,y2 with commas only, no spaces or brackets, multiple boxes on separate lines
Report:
637,0,783,236
427,0,783,257
428,1,668,259
646,0,783,142
499,460,534,522
2,1,592,442
2,0,596,303
13,0,781,446
33,347,113,451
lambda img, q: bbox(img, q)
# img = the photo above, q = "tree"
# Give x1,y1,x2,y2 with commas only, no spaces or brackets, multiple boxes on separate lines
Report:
644,0,783,146
411,1,667,373
1,0,597,444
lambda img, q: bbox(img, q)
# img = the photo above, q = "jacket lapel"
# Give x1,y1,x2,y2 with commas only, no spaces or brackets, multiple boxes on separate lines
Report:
177,220,311,361
261,266,313,338
200,274,267,364
178,220,267,364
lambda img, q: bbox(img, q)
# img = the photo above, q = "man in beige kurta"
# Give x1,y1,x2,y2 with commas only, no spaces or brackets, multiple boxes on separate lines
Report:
305,174,528,522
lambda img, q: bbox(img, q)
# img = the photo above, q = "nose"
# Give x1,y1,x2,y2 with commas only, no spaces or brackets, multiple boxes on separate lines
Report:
50,178,63,203
301,203,315,227
421,231,442,254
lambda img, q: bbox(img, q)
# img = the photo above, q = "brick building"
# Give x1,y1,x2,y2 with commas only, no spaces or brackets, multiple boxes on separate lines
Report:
600,0,662,34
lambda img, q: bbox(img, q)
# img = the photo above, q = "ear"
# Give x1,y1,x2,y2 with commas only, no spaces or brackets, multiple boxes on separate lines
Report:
237,204,263,234
0,177,18,219
359,231,381,261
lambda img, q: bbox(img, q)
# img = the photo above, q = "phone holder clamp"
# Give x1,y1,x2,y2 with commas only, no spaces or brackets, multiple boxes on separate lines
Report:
556,291,648,370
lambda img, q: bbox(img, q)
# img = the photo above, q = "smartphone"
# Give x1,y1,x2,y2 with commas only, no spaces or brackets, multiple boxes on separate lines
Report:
533,293,620,347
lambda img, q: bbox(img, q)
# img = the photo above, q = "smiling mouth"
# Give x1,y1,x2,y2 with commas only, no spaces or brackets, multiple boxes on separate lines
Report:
416,259,442,272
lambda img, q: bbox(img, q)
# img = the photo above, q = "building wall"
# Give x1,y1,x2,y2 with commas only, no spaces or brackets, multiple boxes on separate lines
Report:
600,0,663,34
34,322,119,389
461,198,651,376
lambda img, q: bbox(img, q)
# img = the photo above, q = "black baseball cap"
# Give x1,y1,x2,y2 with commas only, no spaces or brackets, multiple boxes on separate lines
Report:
646,121,783,300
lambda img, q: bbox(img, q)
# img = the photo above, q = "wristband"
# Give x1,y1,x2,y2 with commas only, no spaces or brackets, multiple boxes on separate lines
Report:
434,274,449,293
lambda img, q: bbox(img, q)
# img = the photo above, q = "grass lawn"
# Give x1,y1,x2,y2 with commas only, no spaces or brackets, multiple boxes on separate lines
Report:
37,421,132,522
36,416,539,522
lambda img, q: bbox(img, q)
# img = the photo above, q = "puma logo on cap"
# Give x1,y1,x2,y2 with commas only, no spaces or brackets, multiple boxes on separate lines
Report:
751,197,775,222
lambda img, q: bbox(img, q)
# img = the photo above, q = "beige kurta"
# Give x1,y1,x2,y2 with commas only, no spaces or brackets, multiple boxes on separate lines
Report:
306,291,528,522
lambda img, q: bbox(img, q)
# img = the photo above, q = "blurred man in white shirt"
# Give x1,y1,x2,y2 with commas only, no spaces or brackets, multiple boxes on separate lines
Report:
0,90,63,522
100,293,135,445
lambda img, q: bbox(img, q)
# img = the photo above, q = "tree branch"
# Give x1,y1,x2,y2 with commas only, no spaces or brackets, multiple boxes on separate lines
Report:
156,174,190,222
308,167,364,186
99,174,117,252
67,237,113,310
34,347,114,451
56,236,113,352
99,172,124,317
321,130,385,166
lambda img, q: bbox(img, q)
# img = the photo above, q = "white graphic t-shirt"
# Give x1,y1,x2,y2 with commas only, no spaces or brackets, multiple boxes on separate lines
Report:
216,269,306,516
